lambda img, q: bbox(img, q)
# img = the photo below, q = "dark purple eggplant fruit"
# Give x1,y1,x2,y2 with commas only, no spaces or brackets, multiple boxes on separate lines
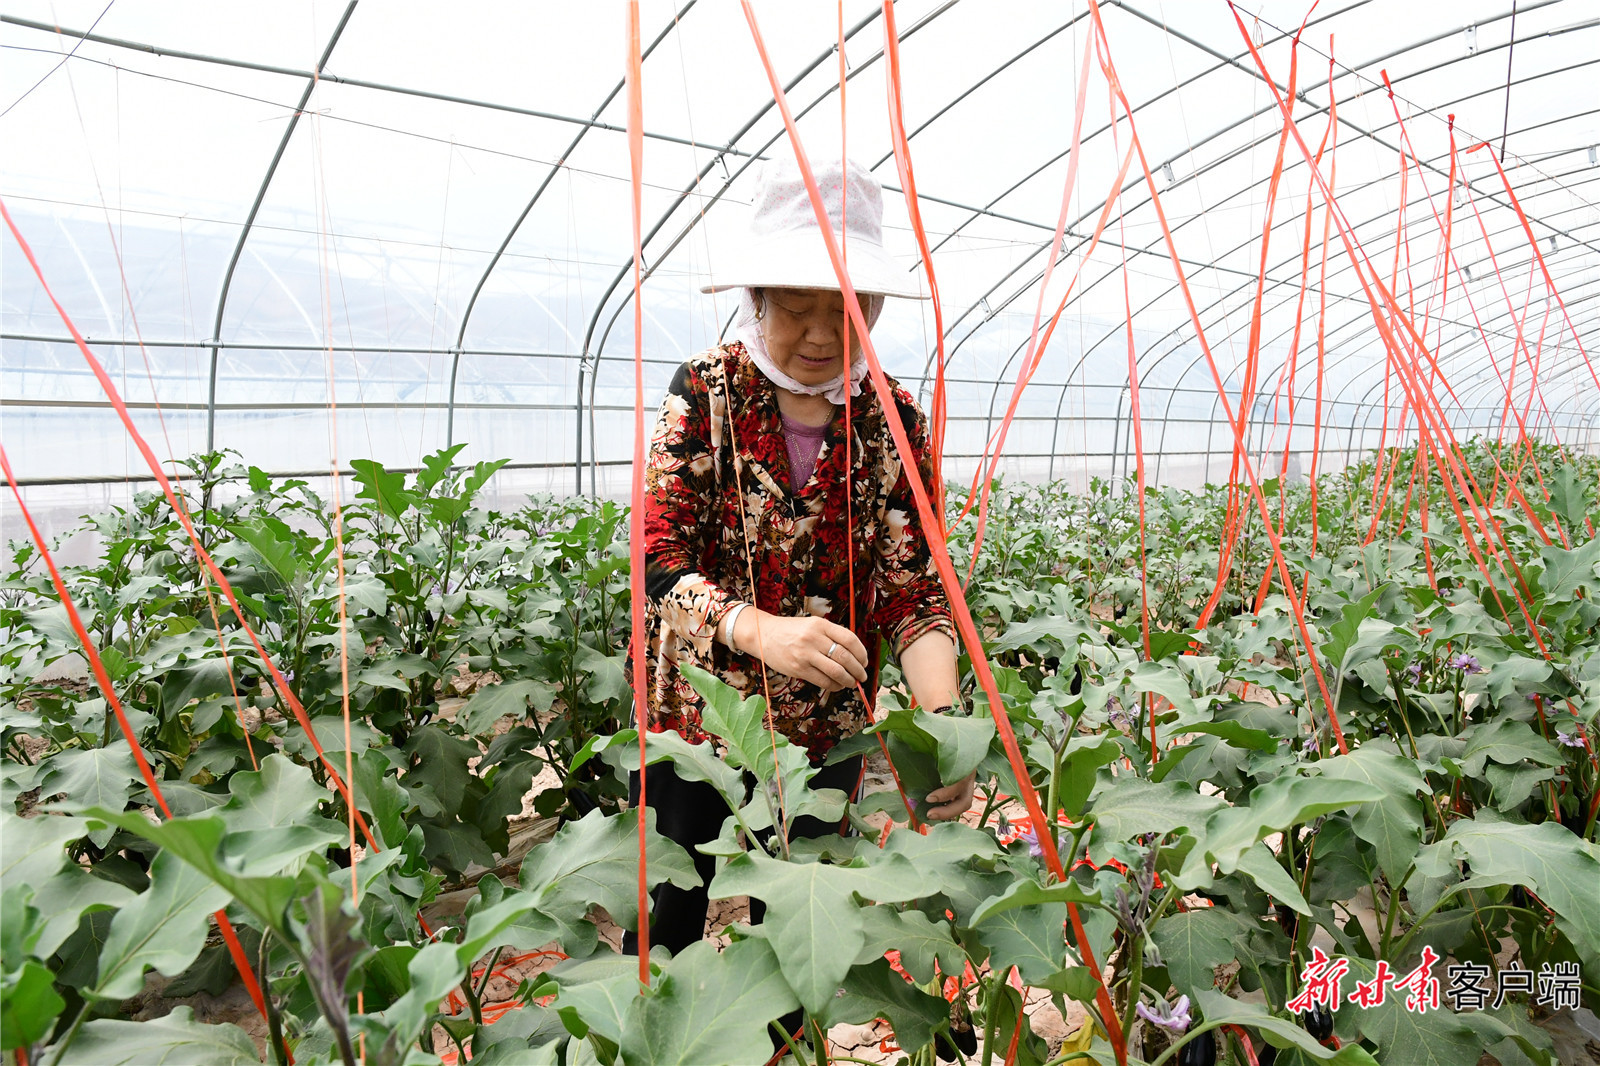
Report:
1177,1032,1216,1066
1300,1004,1334,1041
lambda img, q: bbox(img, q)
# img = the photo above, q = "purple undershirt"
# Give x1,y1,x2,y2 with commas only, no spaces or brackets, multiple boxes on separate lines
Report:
780,412,831,488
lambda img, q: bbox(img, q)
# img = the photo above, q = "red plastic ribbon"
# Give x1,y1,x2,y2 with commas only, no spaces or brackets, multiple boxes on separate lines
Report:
623,0,652,984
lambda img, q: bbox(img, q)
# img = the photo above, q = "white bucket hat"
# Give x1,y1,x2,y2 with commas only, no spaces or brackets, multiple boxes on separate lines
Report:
701,155,927,300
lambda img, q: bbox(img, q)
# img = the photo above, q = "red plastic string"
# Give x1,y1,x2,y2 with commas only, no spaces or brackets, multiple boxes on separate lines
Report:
1196,14,1306,631
623,0,651,984
1083,0,1346,754
2,446,278,1058
1260,58,1336,584
1098,49,1156,754
1467,145,1600,397
1374,107,1566,561
1226,7,1549,660
957,136,1137,595
1282,124,1547,636
880,1,949,528
0,198,377,853
737,7,1128,1061
955,22,1097,572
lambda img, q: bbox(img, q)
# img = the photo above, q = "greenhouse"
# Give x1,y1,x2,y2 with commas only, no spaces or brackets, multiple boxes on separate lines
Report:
2,0,1597,1063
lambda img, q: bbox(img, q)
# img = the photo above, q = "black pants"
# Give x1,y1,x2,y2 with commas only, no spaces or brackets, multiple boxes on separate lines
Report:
622,754,864,957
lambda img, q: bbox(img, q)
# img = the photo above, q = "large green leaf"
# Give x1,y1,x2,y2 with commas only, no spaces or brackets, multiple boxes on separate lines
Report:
767,739,848,829
621,937,800,1066
1149,907,1250,997
217,753,346,874
819,956,950,1055
2,960,65,1050
30,865,135,959
1478,656,1554,705
42,748,140,840
159,659,237,716
541,950,643,1045
872,820,1002,900
1183,775,1383,878
351,458,417,522
1333,957,1520,1066
1313,746,1427,882
450,877,555,964
1164,717,1278,754
576,644,629,705
1414,813,1600,962
1321,586,1386,671
520,808,699,938
1235,842,1310,916
1058,735,1122,817
229,516,300,584
917,709,997,785
854,906,967,983
81,810,298,934
0,811,82,890
92,850,231,1000
607,729,749,828
970,900,1067,985
404,724,477,804
710,850,924,1012
1480,1002,1559,1066
966,876,1101,928
1457,719,1563,777
1540,534,1600,602
50,1006,259,1066
365,939,465,1052
683,662,779,782
1087,776,1224,842
460,679,556,734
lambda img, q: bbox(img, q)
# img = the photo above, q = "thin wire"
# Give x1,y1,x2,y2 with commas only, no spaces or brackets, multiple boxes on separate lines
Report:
0,0,115,118
0,44,709,199
1499,0,1519,164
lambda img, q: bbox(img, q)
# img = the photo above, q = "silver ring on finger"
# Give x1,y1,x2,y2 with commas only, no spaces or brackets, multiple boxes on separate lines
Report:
825,641,839,659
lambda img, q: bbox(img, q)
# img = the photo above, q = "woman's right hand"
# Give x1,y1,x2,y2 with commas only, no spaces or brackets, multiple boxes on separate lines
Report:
729,609,868,692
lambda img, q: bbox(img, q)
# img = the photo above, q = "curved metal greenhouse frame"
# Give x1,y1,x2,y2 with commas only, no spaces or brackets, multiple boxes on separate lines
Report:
2,0,1596,515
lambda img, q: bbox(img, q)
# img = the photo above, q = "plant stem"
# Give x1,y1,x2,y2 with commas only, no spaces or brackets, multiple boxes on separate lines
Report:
811,1016,830,1065
772,1019,810,1066
980,970,1001,1066
1044,740,1065,861
256,930,291,1066
44,1005,89,1066
474,946,504,1003
1119,942,1144,1053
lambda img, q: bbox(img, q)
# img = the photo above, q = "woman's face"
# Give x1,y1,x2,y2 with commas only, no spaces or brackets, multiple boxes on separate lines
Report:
758,287,871,388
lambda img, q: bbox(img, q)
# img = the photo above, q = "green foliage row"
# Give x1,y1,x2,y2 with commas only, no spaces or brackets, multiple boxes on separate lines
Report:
1,439,1596,1065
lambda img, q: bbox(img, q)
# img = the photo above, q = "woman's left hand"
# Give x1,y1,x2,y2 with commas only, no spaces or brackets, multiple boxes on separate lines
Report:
923,771,976,822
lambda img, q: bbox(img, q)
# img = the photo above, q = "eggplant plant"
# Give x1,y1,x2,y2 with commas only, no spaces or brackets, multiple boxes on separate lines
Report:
1,439,1594,1065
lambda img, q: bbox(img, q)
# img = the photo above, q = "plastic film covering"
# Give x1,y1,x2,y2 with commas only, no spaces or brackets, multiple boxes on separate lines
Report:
3,0,1596,539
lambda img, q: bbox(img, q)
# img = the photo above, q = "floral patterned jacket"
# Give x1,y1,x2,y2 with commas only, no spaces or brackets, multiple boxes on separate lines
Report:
641,342,953,762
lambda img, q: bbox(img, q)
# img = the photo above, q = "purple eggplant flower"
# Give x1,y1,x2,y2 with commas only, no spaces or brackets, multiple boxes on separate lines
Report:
1136,995,1191,1033
1448,653,1483,674
1555,729,1587,749
1108,698,1130,731
1405,661,1424,681
1015,823,1044,858
1300,734,1319,754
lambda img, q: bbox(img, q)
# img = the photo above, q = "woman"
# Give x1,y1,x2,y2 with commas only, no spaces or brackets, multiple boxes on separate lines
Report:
629,156,973,957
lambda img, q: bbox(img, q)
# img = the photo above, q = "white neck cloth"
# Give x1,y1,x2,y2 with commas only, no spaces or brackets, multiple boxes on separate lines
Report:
729,288,883,406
